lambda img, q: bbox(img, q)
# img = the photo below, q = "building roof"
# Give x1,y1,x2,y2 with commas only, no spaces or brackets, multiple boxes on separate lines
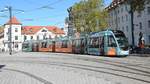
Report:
22,26,65,35
0,27,4,33
5,16,22,25
0,27,4,39
106,0,127,11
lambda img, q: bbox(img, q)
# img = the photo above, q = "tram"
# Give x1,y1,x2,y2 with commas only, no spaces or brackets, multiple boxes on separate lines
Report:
22,29,129,56
87,30,129,56
72,36,87,54
31,40,39,52
22,41,32,52
55,37,72,53
38,39,55,52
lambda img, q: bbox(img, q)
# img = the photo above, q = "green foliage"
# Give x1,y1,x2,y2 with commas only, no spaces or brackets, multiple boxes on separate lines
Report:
71,0,108,33
128,0,150,12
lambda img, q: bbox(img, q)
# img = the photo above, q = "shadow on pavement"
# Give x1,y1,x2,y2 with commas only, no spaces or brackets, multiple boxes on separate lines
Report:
130,47,150,54
0,65,6,72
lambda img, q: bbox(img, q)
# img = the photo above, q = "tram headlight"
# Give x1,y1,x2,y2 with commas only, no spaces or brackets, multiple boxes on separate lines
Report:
119,50,129,55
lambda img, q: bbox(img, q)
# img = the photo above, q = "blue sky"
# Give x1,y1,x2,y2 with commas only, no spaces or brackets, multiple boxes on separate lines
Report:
0,0,112,28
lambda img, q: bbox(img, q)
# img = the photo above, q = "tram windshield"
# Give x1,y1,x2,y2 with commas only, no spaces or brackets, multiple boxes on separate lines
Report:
114,33,129,50
22,43,29,48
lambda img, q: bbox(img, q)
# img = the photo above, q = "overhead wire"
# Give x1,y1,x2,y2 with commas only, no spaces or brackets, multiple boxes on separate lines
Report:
0,0,67,26
22,0,64,13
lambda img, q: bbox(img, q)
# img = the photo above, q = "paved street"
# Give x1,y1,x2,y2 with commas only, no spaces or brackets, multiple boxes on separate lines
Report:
0,52,150,84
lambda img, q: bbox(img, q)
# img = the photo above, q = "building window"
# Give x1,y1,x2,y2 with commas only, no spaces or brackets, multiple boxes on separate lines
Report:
31,36,33,40
126,26,128,32
7,28,10,35
42,29,47,32
139,22,142,30
148,7,150,14
148,20,150,28
125,5,128,11
122,26,124,31
126,15,128,21
24,36,27,41
43,34,46,40
149,35,150,43
37,36,39,40
15,36,18,40
49,35,51,39
137,12,141,17
121,7,124,13
15,44,18,48
118,17,120,23
122,16,124,22
15,28,18,32
111,12,113,17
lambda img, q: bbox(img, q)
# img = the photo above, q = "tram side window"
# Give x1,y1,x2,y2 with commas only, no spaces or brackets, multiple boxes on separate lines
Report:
41,42,47,48
81,39,84,47
77,39,81,47
89,38,99,48
89,38,93,48
23,44,29,48
72,40,75,47
99,36,104,48
61,40,68,48
108,35,117,47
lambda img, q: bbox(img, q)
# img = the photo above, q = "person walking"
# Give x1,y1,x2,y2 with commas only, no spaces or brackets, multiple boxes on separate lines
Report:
138,32,145,48
138,32,145,53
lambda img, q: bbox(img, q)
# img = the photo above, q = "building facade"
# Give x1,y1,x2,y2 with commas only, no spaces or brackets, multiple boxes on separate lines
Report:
133,4,150,46
0,27,4,51
3,17,22,52
0,16,65,52
107,0,150,46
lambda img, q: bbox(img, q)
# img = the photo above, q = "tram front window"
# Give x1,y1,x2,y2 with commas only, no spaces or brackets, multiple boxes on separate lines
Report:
23,43,29,48
115,35,129,50
108,35,117,47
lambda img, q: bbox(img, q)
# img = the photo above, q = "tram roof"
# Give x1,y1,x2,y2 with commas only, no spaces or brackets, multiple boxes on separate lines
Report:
90,29,124,37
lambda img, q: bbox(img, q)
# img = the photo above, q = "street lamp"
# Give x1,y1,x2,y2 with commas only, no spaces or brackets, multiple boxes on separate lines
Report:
126,0,135,47
5,6,13,55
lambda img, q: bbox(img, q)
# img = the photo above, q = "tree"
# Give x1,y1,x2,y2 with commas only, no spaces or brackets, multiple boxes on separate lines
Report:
128,0,149,12
71,0,108,33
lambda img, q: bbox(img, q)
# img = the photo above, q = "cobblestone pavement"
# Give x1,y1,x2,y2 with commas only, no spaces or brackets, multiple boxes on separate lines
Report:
0,52,150,84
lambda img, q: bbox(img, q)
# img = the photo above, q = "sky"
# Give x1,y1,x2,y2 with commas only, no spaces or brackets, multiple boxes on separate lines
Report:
0,0,112,28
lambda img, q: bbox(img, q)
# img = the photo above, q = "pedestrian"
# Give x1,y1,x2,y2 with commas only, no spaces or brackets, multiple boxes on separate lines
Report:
2,48,4,52
138,32,145,48
138,32,145,53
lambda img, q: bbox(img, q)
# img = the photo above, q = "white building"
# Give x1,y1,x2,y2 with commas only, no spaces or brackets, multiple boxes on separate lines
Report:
107,0,150,46
3,16,22,52
0,16,65,52
22,26,65,41
0,27,4,51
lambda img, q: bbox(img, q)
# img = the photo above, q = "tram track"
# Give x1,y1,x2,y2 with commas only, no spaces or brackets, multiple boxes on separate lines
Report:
74,56,150,73
41,52,150,70
1,59,150,83
3,68,53,84
49,62,150,83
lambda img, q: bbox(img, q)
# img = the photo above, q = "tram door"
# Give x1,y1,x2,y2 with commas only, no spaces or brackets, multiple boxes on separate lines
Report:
99,36,104,55
52,41,55,52
105,35,117,56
